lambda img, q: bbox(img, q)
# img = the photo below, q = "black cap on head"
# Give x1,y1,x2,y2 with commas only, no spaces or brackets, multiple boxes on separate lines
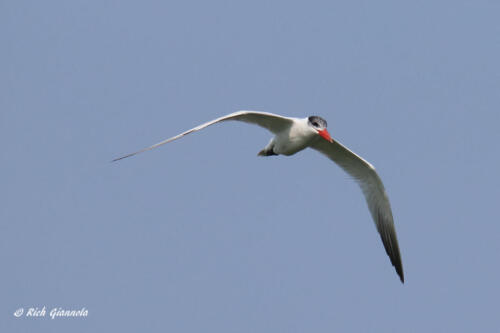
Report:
308,116,328,129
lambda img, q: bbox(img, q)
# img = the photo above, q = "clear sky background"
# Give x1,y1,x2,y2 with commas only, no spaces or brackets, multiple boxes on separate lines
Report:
2,1,499,332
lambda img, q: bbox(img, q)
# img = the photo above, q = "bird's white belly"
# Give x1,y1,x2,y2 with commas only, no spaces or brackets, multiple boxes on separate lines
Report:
273,125,316,156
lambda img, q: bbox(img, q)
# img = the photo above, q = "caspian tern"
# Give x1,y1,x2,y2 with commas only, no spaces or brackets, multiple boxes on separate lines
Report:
113,111,404,283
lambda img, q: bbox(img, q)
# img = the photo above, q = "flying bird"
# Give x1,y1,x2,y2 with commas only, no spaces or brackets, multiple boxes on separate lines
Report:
113,111,404,283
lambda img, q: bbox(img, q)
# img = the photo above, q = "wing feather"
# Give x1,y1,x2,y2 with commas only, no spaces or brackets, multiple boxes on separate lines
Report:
112,111,293,161
311,138,404,283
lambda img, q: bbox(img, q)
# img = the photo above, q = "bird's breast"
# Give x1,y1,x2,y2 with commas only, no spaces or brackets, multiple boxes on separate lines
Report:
273,124,316,156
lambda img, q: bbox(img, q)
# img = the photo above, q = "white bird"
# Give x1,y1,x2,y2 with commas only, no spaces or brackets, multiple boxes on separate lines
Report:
113,111,404,283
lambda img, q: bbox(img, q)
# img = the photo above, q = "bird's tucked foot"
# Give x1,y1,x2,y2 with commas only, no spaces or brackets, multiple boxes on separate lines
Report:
258,148,278,156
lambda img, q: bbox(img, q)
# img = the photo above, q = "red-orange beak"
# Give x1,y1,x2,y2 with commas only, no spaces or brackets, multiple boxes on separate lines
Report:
318,129,333,142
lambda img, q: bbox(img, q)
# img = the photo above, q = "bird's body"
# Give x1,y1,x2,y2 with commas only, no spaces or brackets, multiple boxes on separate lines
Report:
259,118,318,156
114,110,404,283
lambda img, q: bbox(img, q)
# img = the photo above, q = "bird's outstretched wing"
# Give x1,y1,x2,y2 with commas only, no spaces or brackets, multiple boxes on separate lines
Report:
311,138,404,283
112,111,294,161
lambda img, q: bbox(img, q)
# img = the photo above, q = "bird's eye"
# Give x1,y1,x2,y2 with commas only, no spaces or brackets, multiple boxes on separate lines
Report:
312,122,319,127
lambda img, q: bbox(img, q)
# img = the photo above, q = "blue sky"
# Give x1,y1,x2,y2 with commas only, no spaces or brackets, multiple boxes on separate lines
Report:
2,0,500,332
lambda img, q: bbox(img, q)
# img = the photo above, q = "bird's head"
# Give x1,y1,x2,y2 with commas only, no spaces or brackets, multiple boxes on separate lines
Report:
308,116,333,143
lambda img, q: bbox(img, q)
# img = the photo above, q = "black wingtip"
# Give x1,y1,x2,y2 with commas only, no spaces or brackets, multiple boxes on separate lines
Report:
111,153,135,162
390,245,404,284
387,243,404,284
397,266,404,284
376,214,404,284
391,247,404,283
